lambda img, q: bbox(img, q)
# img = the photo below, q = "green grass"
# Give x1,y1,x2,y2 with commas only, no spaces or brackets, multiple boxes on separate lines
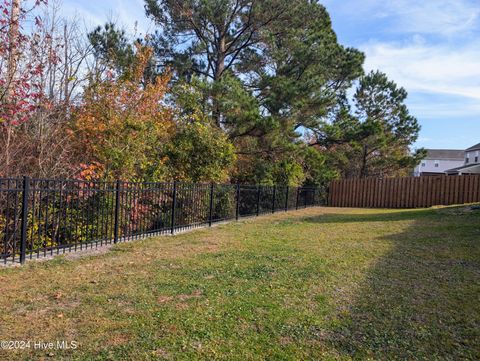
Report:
1,206,479,360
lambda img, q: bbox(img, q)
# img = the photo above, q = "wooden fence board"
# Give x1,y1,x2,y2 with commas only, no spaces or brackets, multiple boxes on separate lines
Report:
328,175,480,208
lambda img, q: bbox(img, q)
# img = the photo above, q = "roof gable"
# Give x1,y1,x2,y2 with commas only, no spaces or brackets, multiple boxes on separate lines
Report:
466,143,480,152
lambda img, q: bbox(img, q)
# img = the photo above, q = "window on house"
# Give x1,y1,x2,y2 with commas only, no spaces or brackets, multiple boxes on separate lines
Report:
466,153,470,164
421,162,426,167
434,160,439,168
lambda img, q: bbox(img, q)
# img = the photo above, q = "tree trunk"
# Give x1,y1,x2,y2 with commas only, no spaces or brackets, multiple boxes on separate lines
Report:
360,145,368,178
64,23,70,107
4,0,21,175
6,0,20,98
212,36,226,127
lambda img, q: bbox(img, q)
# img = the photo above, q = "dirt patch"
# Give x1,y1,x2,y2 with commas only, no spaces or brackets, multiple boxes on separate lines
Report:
157,296,175,304
158,290,203,305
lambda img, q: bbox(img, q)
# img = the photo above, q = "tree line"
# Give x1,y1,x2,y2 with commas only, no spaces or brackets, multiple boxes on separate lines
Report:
0,0,425,185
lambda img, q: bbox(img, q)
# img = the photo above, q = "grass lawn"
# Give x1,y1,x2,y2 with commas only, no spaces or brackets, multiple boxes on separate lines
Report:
1,206,479,360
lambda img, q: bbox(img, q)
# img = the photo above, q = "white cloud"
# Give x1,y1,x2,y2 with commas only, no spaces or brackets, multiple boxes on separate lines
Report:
379,0,479,36
361,40,480,100
60,2,106,29
406,96,480,119
324,0,480,36
61,0,155,36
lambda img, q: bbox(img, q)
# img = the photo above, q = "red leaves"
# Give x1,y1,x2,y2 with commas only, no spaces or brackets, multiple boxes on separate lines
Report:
0,0,46,126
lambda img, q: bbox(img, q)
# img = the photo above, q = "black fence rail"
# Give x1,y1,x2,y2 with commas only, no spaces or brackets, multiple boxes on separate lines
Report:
1,177,326,264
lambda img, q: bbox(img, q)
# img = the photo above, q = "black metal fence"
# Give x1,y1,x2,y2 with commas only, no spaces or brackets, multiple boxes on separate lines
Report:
0,177,326,264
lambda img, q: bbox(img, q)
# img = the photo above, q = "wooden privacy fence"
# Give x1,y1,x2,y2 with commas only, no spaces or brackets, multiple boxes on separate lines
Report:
328,175,480,208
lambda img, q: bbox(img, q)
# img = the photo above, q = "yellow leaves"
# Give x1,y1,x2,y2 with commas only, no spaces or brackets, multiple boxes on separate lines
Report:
78,162,104,181
131,44,153,82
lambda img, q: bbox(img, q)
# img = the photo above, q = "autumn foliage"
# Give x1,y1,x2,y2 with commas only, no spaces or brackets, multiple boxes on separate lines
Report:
0,0,45,125
72,46,175,181
0,0,421,185
71,45,235,182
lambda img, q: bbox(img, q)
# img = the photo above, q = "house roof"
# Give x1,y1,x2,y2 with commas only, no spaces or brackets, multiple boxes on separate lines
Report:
445,163,480,174
466,143,480,152
424,149,464,160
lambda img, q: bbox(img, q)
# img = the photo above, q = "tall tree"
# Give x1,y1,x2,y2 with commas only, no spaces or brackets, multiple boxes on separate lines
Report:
1,0,21,174
226,1,362,184
0,0,46,176
319,71,425,178
354,71,424,177
144,1,419,183
88,22,135,78
247,1,364,135
144,0,291,125
144,0,289,81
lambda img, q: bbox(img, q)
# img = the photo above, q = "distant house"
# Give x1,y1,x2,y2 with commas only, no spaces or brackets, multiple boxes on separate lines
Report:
413,149,464,176
445,143,480,175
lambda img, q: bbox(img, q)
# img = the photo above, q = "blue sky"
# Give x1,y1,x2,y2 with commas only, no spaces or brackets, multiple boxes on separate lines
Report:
61,0,480,150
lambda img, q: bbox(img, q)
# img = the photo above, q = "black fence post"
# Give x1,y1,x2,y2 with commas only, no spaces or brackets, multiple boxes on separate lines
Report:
304,189,308,208
296,187,300,210
19,176,30,264
235,184,240,221
271,185,276,214
285,186,289,212
113,180,121,244
208,183,214,226
171,181,177,234
256,186,261,216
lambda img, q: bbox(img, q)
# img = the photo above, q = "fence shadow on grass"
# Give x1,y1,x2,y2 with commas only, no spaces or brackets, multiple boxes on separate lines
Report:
306,206,480,359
